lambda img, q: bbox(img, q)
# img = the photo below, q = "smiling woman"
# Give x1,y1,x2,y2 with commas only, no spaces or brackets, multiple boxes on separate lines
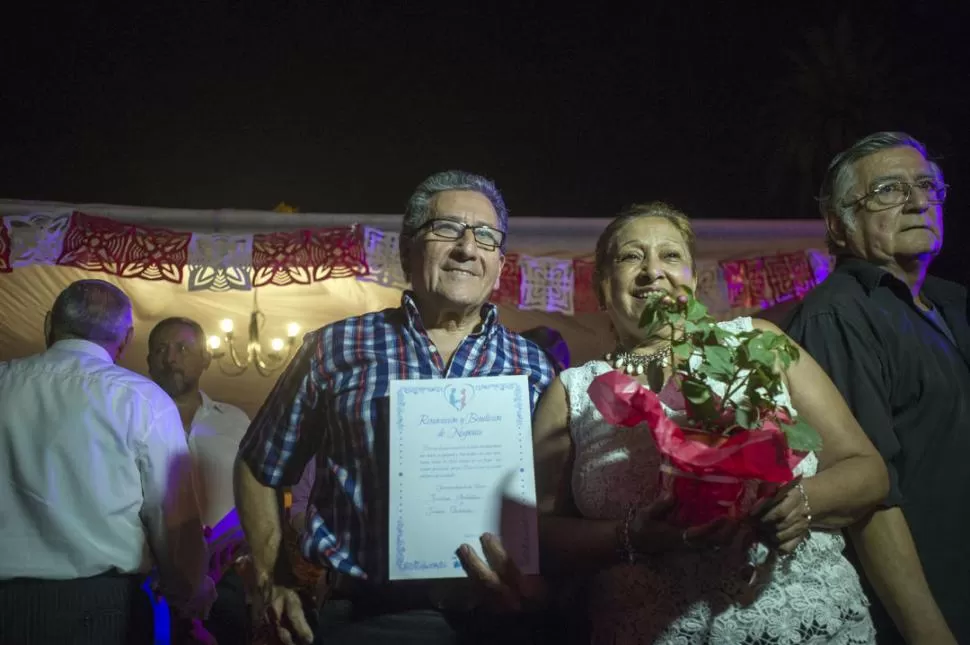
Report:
593,202,697,358
530,201,888,644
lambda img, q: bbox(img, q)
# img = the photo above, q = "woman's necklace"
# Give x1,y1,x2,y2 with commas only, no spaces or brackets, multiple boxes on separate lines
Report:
604,344,672,392
605,344,671,375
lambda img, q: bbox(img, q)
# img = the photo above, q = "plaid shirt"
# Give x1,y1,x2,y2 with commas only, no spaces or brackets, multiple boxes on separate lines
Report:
238,292,555,582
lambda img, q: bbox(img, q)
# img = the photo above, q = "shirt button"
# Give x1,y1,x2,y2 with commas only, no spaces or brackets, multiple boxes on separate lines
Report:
429,346,438,353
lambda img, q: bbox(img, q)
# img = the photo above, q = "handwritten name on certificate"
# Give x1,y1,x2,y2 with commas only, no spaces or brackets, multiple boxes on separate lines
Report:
388,374,539,581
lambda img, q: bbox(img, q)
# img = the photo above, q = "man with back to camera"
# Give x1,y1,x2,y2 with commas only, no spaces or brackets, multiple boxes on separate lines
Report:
0,279,213,645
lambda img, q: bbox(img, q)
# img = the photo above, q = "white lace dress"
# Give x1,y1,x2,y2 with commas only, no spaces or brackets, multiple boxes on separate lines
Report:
560,317,876,645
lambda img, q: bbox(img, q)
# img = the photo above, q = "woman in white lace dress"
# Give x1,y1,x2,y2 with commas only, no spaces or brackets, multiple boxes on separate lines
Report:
532,203,888,644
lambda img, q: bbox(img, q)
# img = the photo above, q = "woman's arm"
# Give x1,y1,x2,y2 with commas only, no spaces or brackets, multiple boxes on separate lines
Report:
534,377,625,575
752,319,889,529
535,377,732,575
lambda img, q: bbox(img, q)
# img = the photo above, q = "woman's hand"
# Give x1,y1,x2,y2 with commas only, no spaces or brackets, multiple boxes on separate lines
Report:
630,495,740,554
752,478,811,554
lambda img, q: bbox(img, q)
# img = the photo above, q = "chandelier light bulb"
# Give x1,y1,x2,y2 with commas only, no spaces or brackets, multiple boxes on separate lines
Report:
210,311,295,377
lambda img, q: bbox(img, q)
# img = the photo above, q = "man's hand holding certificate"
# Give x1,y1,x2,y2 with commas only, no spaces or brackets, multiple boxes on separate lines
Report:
388,375,539,581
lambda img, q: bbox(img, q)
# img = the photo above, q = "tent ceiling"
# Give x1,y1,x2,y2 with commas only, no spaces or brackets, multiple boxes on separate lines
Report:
0,199,826,258
0,200,825,417
0,265,614,418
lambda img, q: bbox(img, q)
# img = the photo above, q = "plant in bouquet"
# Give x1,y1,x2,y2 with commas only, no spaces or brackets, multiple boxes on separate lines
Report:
587,290,822,528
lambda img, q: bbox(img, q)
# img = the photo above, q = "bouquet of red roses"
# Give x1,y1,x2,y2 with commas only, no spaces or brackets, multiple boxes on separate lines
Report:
587,291,822,527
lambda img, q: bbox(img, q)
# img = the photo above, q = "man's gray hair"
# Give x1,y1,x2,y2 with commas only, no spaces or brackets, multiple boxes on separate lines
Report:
399,171,509,278
818,131,941,253
50,279,133,344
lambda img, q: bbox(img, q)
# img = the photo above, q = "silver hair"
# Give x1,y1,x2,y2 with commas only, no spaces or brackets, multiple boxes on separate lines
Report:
399,170,509,278
50,279,133,344
818,131,942,253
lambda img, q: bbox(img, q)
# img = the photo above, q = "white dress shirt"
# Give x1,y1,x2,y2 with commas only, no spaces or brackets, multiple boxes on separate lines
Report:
187,392,249,528
0,339,207,609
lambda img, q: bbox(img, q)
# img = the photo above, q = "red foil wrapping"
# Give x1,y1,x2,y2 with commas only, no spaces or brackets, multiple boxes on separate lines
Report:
588,370,804,526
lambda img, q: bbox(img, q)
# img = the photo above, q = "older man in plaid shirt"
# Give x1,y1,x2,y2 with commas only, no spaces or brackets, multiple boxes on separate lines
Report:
234,171,556,644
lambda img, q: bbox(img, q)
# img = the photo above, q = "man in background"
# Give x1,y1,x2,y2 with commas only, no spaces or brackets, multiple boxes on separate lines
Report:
148,316,251,644
786,132,970,644
0,280,212,645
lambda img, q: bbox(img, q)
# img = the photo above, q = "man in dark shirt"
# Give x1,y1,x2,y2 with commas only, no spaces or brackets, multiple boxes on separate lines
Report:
786,132,970,644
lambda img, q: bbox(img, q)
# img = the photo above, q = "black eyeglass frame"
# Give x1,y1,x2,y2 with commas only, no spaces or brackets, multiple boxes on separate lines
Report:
413,218,507,250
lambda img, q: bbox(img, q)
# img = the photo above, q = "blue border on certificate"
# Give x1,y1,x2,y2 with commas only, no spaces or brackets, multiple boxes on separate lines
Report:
392,380,530,574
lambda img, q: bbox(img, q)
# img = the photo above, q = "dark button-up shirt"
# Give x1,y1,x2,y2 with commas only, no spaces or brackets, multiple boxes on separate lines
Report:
238,292,555,582
785,256,970,643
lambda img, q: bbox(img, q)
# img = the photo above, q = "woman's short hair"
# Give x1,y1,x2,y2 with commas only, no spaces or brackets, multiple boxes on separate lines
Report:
592,202,697,306
50,279,132,343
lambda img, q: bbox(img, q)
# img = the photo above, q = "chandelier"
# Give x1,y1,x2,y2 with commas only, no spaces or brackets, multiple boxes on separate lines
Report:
206,291,300,377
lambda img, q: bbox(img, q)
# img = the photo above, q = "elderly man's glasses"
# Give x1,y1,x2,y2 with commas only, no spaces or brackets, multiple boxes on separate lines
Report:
846,179,949,210
417,219,506,250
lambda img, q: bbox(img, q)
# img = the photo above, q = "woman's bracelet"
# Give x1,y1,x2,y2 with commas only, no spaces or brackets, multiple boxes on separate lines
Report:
795,482,812,524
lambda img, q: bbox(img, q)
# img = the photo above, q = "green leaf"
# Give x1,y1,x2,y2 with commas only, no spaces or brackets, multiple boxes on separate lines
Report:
686,297,709,322
639,305,660,332
782,417,823,452
776,350,794,370
734,405,759,429
712,326,731,345
779,342,800,367
758,330,780,346
681,377,711,404
744,365,765,382
672,342,693,361
766,332,788,349
681,376,720,423
703,345,734,378
692,362,713,379
744,334,775,366
683,320,705,335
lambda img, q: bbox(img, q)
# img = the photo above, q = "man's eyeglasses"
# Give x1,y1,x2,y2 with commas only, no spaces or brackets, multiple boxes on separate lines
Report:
416,219,506,250
846,179,949,210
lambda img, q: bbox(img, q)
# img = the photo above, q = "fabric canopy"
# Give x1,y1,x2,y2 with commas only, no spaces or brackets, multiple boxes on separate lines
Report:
0,200,826,418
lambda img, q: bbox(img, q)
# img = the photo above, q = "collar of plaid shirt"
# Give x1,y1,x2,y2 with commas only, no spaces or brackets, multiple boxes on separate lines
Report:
237,291,556,582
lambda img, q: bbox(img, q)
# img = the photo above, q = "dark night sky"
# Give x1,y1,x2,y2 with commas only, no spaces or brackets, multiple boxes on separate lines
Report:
2,2,968,281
